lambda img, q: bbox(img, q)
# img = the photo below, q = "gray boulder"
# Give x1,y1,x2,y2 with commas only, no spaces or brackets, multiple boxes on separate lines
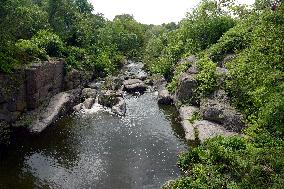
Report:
82,88,97,99
29,92,74,133
73,103,84,112
200,91,244,132
123,79,147,93
179,106,199,141
83,98,95,109
175,72,198,105
194,120,237,142
111,97,126,116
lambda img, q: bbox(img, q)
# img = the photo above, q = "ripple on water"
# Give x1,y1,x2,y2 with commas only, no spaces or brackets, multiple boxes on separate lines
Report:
0,92,187,189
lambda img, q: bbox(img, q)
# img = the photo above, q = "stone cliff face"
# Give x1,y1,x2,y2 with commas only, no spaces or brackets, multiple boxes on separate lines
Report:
0,60,65,123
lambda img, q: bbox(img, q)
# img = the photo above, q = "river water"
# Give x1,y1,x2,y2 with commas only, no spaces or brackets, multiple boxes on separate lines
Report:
0,92,187,189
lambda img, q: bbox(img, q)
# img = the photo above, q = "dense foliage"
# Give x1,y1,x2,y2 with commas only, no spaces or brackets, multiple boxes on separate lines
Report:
1,0,283,188
143,0,284,188
0,0,146,75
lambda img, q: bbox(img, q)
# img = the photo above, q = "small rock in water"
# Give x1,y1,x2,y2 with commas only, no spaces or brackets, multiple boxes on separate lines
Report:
83,98,95,109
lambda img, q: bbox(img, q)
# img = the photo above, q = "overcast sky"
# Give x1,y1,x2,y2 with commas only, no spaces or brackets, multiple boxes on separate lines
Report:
90,0,255,25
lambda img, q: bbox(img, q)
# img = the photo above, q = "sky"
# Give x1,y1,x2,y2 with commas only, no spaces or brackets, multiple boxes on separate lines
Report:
90,0,255,25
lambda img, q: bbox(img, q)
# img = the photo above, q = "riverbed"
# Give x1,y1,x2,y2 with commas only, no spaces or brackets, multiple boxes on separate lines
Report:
0,92,188,189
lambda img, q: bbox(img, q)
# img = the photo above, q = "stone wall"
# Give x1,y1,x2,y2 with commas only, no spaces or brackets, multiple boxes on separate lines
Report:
0,60,65,123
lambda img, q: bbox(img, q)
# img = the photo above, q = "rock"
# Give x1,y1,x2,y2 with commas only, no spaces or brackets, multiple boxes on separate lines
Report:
88,81,102,89
73,103,84,112
175,72,198,105
158,88,173,105
200,94,245,132
82,88,97,99
103,76,124,91
136,71,148,80
194,120,237,142
98,90,121,108
111,97,126,116
28,92,75,133
179,106,199,141
83,98,95,109
123,79,147,93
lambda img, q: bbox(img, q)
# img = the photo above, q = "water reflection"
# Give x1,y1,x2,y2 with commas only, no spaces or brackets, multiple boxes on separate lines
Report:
0,93,187,189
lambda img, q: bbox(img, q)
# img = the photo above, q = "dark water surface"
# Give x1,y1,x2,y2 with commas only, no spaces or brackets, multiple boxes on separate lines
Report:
0,93,187,189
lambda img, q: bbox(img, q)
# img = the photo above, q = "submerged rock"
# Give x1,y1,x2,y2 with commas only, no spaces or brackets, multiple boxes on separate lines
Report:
123,79,147,93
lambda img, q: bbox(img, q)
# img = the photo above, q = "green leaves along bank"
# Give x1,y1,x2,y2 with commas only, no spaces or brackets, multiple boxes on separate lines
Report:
0,0,146,75
143,0,284,188
1,0,284,188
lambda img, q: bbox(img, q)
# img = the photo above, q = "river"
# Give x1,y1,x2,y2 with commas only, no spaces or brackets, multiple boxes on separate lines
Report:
0,90,188,189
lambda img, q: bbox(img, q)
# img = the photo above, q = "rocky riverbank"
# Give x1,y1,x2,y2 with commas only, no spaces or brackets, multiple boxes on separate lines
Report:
157,55,245,143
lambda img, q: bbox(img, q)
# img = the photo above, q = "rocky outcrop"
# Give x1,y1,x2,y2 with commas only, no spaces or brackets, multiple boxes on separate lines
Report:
83,98,95,109
14,90,79,133
179,105,237,142
194,120,236,142
73,97,95,112
200,90,244,132
123,79,147,93
0,60,65,123
175,72,198,105
179,106,199,141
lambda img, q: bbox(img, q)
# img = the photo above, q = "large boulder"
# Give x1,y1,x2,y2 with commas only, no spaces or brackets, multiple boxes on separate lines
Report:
194,120,236,142
179,105,237,143
175,72,198,105
179,106,199,141
158,87,173,105
111,97,126,116
29,92,75,133
123,79,147,93
81,88,97,99
200,90,245,132
14,90,80,133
